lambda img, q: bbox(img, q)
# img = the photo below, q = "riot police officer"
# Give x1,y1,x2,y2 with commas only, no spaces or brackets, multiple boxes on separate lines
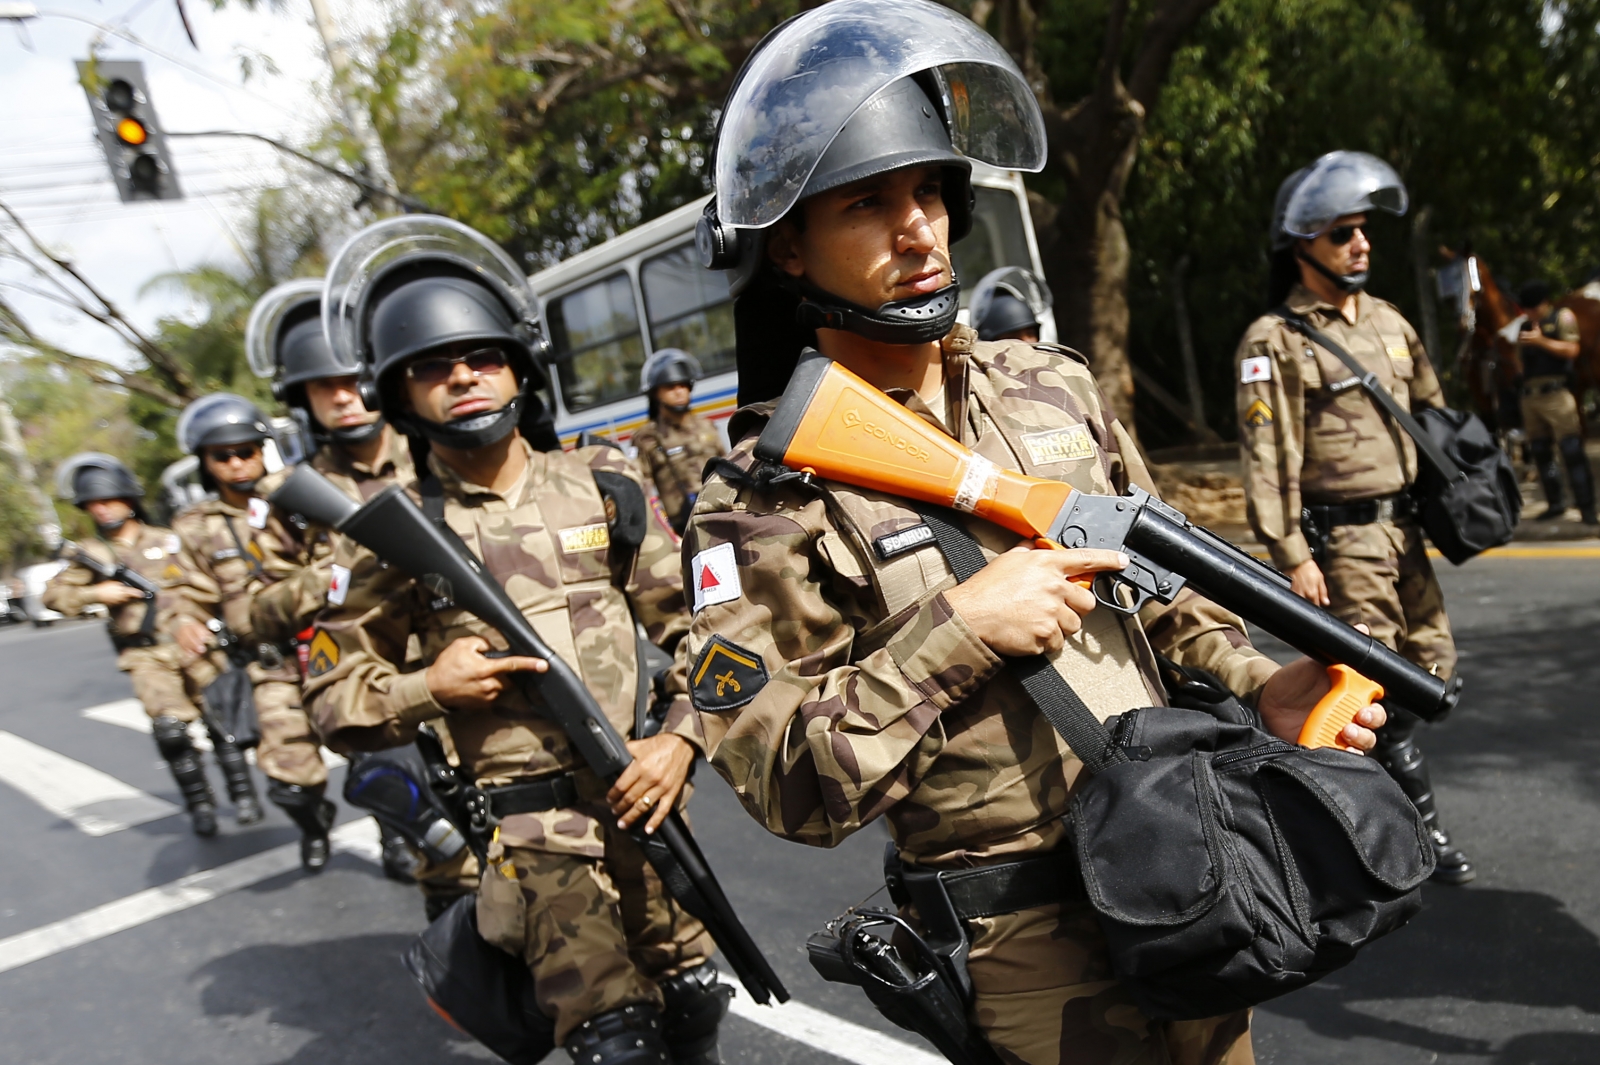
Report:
43,453,262,835
968,266,1050,343
245,279,421,882
161,395,337,870
1515,279,1595,524
629,349,724,532
1235,152,1472,884
303,216,731,1064
684,4,1384,1062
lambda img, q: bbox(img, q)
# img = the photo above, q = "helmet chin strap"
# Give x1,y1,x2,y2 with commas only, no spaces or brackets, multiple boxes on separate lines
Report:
787,275,962,346
1297,247,1368,294
664,402,692,415
399,381,527,451
94,518,129,536
317,415,386,447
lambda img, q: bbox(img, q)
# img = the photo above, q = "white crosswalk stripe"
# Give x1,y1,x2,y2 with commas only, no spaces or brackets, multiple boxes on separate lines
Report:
0,729,180,836
80,697,347,767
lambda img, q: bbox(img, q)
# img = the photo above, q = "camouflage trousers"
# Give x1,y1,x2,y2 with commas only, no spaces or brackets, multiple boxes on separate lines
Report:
967,900,1252,1065
1521,380,1582,441
1322,520,1456,680
120,643,204,723
476,829,714,1042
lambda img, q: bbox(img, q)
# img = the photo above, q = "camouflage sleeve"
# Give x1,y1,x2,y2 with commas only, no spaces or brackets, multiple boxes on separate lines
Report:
1099,415,1281,702
158,516,223,632
1557,307,1582,343
250,531,336,645
41,560,99,617
1236,331,1311,571
300,537,438,753
687,483,1002,848
1403,317,1445,411
631,427,668,493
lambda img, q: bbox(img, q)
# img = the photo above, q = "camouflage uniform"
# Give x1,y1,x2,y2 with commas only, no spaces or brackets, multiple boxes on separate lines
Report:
162,496,327,788
1519,306,1584,442
1235,283,1455,680
301,439,712,1042
685,325,1273,1064
42,523,198,720
631,413,724,531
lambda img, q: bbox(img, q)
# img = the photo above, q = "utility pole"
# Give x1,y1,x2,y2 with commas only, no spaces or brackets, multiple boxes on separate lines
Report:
1170,255,1220,444
306,0,400,201
0,367,61,552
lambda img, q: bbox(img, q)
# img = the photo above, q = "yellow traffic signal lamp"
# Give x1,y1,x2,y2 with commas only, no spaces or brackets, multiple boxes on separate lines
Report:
77,61,183,203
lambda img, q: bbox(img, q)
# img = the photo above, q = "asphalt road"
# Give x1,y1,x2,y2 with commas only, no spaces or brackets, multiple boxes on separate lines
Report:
0,551,1597,1064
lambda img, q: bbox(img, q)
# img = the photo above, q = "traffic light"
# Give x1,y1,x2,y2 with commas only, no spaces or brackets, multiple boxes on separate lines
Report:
77,60,183,203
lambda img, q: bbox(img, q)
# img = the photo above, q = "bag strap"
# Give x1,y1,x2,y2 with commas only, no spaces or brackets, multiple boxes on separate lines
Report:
1276,308,1464,483
916,507,1128,775
223,514,268,580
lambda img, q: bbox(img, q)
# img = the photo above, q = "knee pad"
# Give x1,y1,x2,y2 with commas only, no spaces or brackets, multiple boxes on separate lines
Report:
659,963,733,1062
564,1003,671,1064
151,716,195,761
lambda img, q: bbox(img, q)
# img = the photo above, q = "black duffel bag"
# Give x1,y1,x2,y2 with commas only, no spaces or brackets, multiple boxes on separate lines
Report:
201,667,259,748
1069,702,1434,1020
1279,311,1519,563
403,895,555,1064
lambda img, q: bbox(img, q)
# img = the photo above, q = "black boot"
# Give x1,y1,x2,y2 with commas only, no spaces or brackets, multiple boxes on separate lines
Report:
565,1004,671,1064
1377,736,1475,885
153,717,216,837
659,963,733,1065
208,729,264,826
268,782,336,871
1531,438,1566,519
1558,435,1598,525
378,820,421,883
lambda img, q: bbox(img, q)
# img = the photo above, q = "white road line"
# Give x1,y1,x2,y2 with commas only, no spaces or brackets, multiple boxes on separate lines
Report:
80,697,347,767
0,730,180,836
729,995,945,1065
0,818,381,975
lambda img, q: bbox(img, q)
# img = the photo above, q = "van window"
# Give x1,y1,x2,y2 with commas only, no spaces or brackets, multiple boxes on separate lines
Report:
952,187,1034,306
547,272,646,413
640,243,737,375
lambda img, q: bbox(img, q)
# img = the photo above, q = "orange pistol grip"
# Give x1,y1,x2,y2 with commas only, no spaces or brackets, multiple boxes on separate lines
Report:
1297,664,1384,751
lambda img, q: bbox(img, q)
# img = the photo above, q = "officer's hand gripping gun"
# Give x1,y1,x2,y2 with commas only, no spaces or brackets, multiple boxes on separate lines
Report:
269,466,789,1006
60,539,161,645
753,354,1461,734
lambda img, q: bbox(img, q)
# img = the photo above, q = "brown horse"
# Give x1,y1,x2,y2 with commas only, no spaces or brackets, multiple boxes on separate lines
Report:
1442,250,1600,433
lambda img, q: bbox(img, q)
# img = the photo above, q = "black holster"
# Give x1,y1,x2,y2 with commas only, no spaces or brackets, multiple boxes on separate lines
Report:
1299,506,1331,570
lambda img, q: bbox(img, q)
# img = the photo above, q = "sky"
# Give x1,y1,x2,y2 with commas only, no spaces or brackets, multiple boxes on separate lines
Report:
0,0,375,369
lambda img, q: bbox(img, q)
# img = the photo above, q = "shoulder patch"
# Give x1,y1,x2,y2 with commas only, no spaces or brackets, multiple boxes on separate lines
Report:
1019,425,1096,466
1240,355,1273,384
165,534,181,554
1244,398,1274,428
247,497,270,530
691,542,741,612
306,629,340,677
690,635,768,711
327,564,352,606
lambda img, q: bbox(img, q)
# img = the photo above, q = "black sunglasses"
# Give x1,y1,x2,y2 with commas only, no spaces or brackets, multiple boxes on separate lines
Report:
406,347,510,385
206,444,260,463
1324,224,1366,247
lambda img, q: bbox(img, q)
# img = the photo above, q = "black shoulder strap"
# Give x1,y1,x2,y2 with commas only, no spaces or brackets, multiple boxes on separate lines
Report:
916,506,1128,775
418,472,446,527
222,514,267,580
1276,308,1463,482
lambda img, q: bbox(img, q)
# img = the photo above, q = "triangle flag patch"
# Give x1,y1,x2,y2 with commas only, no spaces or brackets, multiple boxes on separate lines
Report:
692,542,740,613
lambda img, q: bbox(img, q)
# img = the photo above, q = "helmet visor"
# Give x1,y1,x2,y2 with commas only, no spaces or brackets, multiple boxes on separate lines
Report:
1282,151,1408,240
968,266,1051,327
323,215,537,371
245,278,338,380
715,0,1046,228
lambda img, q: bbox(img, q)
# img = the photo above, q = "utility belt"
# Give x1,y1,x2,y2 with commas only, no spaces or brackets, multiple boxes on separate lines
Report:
483,772,582,819
886,847,1084,925
1523,377,1571,398
109,630,158,652
1301,492,1415,569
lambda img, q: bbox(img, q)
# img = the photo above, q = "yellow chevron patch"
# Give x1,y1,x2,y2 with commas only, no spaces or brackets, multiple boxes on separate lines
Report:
1244,399,1274,428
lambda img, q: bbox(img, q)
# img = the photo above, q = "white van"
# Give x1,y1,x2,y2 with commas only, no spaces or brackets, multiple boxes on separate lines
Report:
530,161,1054,449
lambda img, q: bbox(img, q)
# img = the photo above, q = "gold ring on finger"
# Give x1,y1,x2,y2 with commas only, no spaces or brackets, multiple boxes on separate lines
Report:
639,794,655,808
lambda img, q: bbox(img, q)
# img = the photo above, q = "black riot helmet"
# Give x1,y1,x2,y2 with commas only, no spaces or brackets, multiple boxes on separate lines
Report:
969,267,1051,342
321,216,554,453
55,452,147,528
176,394,274,493
694,0,1047,401
246,279,383,447
1269,151,1408,301
640,348,702,419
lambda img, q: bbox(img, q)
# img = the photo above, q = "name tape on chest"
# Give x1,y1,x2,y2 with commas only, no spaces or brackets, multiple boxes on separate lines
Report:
327,564,352,606
306,629,340,678
1240,355,1273,384
246,497,271,530
143,546,166,561
1018,425,1096,467
1387,347,1413,377
558,523,611,554
690,634,768,711
873,523,935,560
691,541,741,613
666,445,686,457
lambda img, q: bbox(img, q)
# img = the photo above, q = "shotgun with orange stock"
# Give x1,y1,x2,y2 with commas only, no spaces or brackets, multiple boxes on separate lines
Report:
753,353,1460,739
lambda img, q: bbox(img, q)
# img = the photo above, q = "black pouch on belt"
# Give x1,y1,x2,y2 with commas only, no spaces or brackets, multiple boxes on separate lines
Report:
201,667,259,748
